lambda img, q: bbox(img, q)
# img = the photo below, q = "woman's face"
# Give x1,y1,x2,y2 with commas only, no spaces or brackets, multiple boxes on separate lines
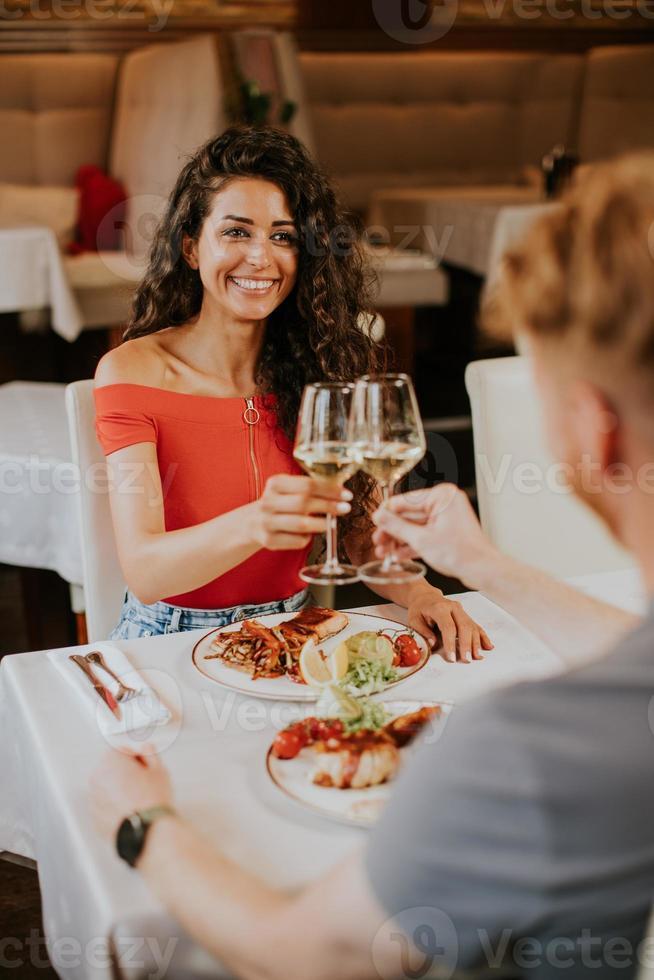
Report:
185,177,298,322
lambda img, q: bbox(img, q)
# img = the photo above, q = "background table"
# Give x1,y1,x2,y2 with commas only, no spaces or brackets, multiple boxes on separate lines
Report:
368,186,556,283
0,226,84,342
0,569,645,979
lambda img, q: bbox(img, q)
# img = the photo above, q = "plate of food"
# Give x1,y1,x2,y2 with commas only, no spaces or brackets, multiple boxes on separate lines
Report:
191,607,430,701
266,689,450,827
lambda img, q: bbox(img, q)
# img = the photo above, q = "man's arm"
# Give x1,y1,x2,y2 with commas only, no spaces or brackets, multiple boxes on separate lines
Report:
90,751,397,980
373,484,638,666
140,818,388,980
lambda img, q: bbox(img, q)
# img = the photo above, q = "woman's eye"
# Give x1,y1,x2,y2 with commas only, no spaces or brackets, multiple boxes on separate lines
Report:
272,231,297,245
223,227,249,238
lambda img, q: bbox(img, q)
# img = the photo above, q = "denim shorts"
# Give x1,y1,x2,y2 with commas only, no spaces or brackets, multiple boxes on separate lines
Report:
109,588,311,640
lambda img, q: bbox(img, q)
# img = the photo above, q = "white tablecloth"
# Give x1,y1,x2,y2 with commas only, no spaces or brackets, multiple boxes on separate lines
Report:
0,381,83,585
368,186,556,282
0,226,84,342
0,587,580,979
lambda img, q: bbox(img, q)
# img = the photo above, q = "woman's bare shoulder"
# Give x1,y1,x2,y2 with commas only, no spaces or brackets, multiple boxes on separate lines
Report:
95,334,168,389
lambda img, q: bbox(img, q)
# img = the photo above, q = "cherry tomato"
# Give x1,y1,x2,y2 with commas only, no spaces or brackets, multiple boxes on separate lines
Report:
272,730,303,759
396,633,422,667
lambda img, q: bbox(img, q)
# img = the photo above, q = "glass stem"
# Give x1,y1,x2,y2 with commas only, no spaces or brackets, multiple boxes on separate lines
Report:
380,481,396,572
325,512,339,570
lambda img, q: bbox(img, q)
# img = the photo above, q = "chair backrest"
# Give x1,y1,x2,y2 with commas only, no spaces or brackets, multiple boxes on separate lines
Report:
637,909,654,980
109,36,226,258
465,356,633,579
65,380,126,642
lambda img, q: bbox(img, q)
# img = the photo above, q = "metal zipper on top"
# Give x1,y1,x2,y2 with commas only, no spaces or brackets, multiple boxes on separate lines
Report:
243,397,261,499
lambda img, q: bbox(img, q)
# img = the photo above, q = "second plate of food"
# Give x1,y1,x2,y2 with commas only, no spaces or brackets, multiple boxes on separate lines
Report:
191,607,430,701
266,698,451,827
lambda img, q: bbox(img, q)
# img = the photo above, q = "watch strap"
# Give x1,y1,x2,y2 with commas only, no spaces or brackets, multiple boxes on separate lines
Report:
138,804,175,828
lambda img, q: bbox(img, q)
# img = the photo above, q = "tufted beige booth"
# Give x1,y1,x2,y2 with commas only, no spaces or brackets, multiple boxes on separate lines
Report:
299,51,585,213
578,45,654,163
64,35,226,326
0,54,118,187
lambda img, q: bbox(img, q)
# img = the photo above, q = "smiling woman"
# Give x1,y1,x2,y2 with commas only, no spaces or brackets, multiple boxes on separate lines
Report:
92,125,491,658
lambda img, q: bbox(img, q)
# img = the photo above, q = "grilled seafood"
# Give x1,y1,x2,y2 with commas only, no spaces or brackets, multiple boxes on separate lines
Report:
205,607,348,681
312,731,400,789
271,704,440,790
384,705,441,748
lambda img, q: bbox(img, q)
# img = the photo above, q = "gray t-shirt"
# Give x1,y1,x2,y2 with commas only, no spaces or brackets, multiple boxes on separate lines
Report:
366,610,654,979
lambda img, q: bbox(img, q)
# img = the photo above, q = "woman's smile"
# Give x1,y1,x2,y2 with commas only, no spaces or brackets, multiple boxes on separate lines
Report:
227,275,279,295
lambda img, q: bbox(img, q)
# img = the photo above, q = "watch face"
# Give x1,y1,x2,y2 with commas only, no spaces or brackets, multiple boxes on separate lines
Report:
116,814,144,868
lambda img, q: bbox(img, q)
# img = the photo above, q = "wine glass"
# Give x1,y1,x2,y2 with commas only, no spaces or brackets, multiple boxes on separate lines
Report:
293,382,360,585
349,374,427,584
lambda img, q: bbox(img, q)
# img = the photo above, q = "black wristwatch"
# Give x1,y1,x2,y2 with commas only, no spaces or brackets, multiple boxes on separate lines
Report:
116,805,175,868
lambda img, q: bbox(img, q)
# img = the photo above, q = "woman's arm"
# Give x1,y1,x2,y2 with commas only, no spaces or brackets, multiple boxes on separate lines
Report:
105,443,350,605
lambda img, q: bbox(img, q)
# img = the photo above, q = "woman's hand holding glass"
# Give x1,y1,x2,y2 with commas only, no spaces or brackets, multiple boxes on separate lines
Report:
252,474,351,552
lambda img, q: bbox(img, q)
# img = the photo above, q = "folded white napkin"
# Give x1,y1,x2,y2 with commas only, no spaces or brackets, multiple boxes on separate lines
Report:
49,641,172,736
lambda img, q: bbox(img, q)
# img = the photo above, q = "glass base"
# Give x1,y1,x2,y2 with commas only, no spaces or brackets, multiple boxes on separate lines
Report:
358,558,426,586
299,563,360,586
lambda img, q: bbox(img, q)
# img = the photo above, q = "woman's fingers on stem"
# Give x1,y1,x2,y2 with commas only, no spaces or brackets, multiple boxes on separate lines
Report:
269,515,327,535
270,494,350,516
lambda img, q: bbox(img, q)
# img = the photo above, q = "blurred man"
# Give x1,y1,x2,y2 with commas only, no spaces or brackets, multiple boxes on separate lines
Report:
91,155,654,980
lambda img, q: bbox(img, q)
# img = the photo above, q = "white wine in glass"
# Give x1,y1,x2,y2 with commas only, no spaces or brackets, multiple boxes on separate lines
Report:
294,383,360,586
350,374,427,585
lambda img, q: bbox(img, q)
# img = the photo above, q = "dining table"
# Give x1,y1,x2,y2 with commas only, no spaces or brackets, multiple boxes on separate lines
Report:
0,226,85,341
0,567,645,979
367,186,558,286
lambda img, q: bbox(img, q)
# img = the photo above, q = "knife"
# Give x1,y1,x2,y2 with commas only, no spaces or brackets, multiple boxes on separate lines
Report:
69,654,122,721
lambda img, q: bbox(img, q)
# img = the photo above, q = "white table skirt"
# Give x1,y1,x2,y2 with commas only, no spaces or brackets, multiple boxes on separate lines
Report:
0,227,84,342
0,382,83,585
0,571,645,979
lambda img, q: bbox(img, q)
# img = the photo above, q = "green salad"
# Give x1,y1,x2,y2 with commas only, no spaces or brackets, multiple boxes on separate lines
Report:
335,630,399,696
316,684,391,733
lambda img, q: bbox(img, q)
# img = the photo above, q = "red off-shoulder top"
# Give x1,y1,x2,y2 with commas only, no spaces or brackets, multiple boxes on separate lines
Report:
93,384,310,609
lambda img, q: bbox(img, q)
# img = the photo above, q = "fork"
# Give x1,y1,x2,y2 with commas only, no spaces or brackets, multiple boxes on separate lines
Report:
85,651,142,703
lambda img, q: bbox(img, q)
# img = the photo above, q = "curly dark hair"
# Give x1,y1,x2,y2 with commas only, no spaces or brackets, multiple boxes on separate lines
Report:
124,125,387,551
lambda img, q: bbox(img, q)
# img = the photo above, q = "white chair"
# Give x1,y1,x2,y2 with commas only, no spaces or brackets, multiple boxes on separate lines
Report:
465,356,634,579
638,910,654,980
65,380,125,643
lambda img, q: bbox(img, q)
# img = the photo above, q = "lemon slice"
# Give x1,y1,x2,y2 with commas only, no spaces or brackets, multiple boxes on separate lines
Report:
328,641,349,681
299,638,332,687
316,684,363,722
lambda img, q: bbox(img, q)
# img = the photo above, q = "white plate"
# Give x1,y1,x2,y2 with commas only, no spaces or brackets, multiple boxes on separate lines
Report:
266,699,452,828
191,611,430,702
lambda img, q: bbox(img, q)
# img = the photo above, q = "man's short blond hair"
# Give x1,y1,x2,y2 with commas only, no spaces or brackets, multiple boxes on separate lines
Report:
483,153,654,404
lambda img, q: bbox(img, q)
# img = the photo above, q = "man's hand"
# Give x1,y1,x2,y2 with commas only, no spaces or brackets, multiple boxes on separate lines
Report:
373,484,499,590
89,748,173,840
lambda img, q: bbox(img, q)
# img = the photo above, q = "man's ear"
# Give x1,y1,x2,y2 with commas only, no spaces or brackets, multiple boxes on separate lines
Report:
569,379,621,474
182,235,199,270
